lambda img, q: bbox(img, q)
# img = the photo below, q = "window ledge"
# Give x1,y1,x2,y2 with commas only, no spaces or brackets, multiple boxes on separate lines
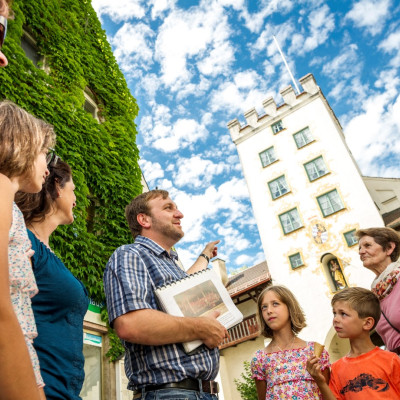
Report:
308,171,330,183
322,207,346,218
262,159,279,169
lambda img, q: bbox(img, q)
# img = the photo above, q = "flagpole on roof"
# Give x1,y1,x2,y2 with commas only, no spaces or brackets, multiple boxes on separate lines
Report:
273,35,300,95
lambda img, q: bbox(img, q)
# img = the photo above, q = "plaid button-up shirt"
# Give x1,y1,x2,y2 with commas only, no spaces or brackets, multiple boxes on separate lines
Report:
103,236,219,390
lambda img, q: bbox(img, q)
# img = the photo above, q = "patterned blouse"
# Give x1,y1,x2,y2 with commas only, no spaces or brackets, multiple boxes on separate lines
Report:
9,203,43,387
251,341,330,399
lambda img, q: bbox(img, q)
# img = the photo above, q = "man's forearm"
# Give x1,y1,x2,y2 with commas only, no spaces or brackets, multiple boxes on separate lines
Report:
187,255,209,274
114,308,226,348
186,240,220,275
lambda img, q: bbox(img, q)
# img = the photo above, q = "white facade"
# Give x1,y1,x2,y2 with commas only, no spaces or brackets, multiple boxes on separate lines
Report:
363,176,400,215
228,74,384,348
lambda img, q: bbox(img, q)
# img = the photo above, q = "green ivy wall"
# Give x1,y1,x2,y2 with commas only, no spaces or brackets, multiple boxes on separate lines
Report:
0,0,142,359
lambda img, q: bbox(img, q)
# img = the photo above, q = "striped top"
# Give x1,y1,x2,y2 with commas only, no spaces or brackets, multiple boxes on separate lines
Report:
103,235,219,391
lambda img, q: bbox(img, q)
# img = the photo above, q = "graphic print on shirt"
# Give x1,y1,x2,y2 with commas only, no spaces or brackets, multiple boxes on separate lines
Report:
340,373,389,394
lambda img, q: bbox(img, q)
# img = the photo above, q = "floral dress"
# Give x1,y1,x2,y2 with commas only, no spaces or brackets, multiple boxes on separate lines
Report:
251,341,330,399
9,203,43,387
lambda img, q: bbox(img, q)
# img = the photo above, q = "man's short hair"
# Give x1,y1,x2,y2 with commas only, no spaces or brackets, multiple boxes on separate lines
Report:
125,189,169,239
331,287,381,330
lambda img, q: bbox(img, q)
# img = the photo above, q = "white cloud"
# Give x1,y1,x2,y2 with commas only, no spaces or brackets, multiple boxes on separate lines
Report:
140,105,209,152
197,41,235,77
345,0,391,36
239,0,294,34
234,252,265,267
175,177,250,243
110,22,154,72
319,44,369,105
154,119,208,151
139,159,164,184
303,5,335,52
345,72,400,177
173,156,229,188
149,0,177,19
209,70,271,113
92,0,146,22
154,2,234,89
379,29,400,67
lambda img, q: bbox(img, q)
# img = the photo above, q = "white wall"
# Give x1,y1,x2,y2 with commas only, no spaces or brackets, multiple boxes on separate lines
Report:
231,86,384,344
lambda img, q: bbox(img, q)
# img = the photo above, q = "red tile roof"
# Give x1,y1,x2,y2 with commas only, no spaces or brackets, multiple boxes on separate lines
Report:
227,261,270,296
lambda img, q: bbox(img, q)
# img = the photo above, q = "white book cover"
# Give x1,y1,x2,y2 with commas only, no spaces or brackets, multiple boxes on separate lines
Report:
155,268,243,353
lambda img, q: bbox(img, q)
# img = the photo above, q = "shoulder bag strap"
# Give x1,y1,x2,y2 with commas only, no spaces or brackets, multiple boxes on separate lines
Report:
381,309,400,334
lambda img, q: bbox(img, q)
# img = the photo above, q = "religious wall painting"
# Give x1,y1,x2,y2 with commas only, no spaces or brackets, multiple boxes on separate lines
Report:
328,258,347,291
311,222,328,245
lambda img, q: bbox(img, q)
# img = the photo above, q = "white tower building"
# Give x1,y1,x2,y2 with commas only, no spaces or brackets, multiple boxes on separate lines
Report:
228,73,385,357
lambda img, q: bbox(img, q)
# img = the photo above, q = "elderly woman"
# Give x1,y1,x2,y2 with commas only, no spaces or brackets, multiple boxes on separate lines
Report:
16,158,89,399
356,227,400,354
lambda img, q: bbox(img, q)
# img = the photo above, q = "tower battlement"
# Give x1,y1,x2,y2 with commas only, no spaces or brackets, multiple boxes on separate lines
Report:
227,73,319,142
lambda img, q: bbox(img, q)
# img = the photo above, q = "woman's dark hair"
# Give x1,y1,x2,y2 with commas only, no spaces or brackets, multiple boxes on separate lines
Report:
356,227,400,262
15,160,72,224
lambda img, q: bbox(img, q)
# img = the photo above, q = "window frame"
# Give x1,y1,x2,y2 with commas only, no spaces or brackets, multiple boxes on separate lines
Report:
271,120,284,134
279,208,303,235
304,156,329,182
83,88,100,122
289,252,304,269
268,175,290,200
317,189,345,217
21,29,47,69
259,146,277,168
293,127,314,149
344,229,358,247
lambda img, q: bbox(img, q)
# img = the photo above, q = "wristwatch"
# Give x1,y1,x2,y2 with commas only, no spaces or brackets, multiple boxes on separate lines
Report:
200,253,210,262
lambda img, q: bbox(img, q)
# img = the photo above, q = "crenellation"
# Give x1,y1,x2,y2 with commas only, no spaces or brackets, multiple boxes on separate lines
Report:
228,74,322,142
244,108,259,127
262,96,277,116
227,118,241,141
299,73,319,94
280,85,297,106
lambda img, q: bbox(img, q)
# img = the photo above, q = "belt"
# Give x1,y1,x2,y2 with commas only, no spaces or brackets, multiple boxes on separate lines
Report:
132,378,219,399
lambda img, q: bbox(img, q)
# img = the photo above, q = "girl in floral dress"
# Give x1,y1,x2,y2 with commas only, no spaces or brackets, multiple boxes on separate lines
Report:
251,285,330,400
0,100,55,399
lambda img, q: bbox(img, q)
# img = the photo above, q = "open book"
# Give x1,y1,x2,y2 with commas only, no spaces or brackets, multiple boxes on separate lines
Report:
155,268,243,353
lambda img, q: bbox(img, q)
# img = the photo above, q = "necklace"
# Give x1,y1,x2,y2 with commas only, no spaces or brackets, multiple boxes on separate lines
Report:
273,335,296,352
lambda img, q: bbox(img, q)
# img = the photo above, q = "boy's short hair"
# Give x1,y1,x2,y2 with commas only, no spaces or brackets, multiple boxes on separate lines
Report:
125,189,169,239
332,287,381,330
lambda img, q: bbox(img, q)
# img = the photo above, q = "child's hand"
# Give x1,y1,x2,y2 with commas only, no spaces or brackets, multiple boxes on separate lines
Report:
306,356,326,385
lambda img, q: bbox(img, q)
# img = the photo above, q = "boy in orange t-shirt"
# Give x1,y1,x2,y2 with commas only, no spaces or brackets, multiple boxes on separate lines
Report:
307,287,400,399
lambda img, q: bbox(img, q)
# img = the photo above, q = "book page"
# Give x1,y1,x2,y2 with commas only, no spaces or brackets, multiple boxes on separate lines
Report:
155,269,243,353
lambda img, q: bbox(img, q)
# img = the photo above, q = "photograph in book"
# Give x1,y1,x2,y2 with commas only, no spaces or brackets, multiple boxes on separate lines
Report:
174,280,229,318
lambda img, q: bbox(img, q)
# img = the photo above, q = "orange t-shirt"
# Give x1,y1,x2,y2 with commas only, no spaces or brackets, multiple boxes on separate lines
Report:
329,347,400,399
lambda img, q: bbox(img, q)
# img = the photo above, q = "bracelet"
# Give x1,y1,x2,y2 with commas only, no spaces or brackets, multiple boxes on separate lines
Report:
200,253,210,263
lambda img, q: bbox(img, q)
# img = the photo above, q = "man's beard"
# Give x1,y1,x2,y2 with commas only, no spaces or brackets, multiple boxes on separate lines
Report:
151,218,184,242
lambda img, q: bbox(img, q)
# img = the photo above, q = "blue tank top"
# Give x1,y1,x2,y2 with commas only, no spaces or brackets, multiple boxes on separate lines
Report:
28,229,89,399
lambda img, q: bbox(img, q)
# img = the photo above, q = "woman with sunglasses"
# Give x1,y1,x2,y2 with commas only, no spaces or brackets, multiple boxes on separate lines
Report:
16,157,89,400
0,99,55,399
0,0,8,67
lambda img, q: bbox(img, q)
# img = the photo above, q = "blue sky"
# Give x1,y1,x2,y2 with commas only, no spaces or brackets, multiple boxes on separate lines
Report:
92,0,400,273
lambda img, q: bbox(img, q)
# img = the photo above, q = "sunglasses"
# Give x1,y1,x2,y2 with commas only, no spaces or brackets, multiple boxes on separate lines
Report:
46,148,59,167
0,15,7,50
